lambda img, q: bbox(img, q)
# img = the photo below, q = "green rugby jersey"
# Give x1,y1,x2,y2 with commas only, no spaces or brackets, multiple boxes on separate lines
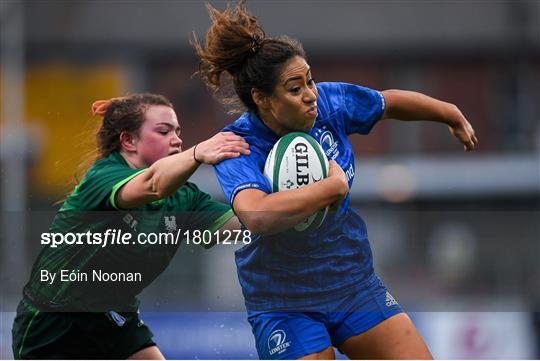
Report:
23,152,232,312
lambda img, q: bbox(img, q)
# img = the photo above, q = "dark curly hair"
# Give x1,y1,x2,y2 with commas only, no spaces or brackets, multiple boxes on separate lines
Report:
192,0,306,114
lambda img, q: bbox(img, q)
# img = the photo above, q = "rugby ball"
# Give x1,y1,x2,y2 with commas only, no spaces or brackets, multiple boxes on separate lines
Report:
264,132,329,232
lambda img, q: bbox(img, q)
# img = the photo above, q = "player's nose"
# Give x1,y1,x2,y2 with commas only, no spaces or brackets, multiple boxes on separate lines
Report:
171,134,182,147
303,87,317,103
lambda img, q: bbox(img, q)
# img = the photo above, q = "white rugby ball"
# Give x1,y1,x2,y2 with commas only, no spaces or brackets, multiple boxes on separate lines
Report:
264,132,329,232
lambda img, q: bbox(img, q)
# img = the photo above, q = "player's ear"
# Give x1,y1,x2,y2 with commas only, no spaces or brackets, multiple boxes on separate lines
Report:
119,131,137,152
251,88,268,110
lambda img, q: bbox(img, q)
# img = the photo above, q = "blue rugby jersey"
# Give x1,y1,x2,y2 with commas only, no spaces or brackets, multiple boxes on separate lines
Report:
214,82,385,311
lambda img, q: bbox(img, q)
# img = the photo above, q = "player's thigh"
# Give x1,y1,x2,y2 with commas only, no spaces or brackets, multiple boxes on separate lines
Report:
339,313,432,360
128,345,165,360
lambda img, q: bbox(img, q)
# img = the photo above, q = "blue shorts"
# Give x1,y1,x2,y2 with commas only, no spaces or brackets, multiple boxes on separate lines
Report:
247,275,403,360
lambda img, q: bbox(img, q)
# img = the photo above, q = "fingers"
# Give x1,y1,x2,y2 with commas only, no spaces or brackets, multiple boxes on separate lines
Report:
220,131,245,142
216,152,241,162
328,161,337,175
197,132,251,165
328,160,339,171
225,140,250,150
216,132,250,152
449,117,478,152
220,145,250,155
206,146,248,164
453,126,477,152
463,135,474,151
472,134,478,146
464,132,478,152
328,160,345,176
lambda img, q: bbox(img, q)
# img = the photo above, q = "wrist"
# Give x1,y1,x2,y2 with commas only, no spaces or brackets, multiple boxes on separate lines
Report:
441,102,462,127
193,144,202,164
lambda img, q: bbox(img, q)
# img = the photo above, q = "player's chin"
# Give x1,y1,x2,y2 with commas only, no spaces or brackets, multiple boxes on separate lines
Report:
302,116,317,131
292,115,316,133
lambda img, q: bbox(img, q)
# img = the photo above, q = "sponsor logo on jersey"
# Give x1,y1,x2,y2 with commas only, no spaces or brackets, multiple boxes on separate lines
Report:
315,127,355,183
345,162,355,182
386,291,398,307
317,129,340,161
164,215,177,232
268,329,291,355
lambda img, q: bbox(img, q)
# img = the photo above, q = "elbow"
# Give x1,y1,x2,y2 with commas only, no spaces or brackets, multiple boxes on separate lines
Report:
153,188,170,200
149,177,168,200
153,179,177,200
238,212,274,235
145,168,171,200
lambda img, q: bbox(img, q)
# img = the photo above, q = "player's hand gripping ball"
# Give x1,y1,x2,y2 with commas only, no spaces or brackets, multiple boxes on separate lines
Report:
264,132,329,232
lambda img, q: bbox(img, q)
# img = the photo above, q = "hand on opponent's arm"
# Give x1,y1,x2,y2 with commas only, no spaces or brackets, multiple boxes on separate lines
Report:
381,89,478,152
193,131,251,164
233,160,349,235
116,132,250,209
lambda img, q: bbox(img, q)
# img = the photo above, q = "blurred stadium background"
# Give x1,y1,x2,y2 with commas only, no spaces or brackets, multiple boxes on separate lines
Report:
1,0,539,359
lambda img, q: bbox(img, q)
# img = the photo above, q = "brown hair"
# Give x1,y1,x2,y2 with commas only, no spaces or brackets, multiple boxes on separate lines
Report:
58,93,172,203
93,93,173,159
192,0,306,114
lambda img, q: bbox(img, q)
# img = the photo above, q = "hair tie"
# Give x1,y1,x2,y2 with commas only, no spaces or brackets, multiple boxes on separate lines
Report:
91,96,128,116
91,100,112,116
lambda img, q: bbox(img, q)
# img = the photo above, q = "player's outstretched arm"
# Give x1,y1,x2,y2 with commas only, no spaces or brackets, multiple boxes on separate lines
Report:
381,89,478,151
233,161,349,235
116,132,250,209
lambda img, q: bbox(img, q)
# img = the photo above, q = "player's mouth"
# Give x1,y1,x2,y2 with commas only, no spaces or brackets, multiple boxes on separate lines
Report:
169,148,181,155
306,106,318,118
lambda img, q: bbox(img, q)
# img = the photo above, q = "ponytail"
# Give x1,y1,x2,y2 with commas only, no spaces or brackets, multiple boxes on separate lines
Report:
193,1,305,114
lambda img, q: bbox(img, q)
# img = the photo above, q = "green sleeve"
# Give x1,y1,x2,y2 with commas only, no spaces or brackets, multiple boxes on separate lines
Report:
108,169,146,210
188,182,233,230
64,158,144,211
180,182,234,248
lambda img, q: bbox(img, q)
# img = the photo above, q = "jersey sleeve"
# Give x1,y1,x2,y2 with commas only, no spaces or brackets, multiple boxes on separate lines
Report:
67,163,145,211
318,82,386,135
178,182,234,249
213,152,272,206
183,182,233,232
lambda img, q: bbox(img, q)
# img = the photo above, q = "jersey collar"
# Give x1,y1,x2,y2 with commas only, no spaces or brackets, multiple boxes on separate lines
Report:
247,112,280,144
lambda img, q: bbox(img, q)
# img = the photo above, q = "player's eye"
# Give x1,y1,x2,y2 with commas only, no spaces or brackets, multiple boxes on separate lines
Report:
290,87,301,94
308,78,316,86
158,130,168,135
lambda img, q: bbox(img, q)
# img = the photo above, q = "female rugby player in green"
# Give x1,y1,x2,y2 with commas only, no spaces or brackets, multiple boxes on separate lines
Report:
12,93,249,359
194,2,477,359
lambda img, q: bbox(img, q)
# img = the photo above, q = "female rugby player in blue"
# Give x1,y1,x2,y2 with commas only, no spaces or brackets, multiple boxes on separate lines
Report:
194,2,477,359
